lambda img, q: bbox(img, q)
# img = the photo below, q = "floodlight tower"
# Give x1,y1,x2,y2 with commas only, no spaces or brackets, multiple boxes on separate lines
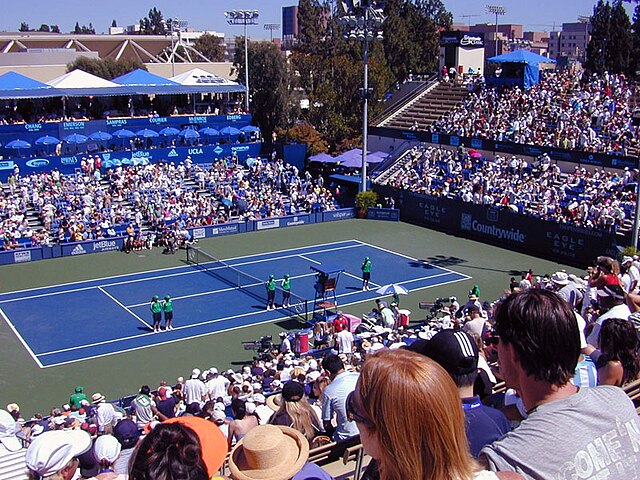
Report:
225,9,260,112
337,1,385,193
264,23,280,42
486,5,506,57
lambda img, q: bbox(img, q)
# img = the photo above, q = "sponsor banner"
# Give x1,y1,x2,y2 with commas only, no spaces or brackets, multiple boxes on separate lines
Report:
368,127,639,170
367,208,400,221
0,143,261,181
61,238,123,256
322,209,356,222
0,247,43,265
192,227,206,240
207,223,241,236
399,189,625,267
282,214,309,227
255,219,280,231
92,239,123,253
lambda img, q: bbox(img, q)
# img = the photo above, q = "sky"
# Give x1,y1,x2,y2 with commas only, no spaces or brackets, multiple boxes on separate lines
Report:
0,0,636,40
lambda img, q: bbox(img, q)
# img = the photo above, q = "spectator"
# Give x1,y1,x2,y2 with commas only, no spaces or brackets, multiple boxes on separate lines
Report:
131,385,165,430
205,368,230,401
155,387,176,420
480,289,640,479
267,382,323,445
351,349,519,480
25,430,92,480
112,419,141,475
0,409,27,480
227,399,259,448
594,317,640,386
585,280,631,350
320,355,358,442
408,330,511,457
91,393,116,435
183,369,207,407
92,434,124,480
228,424,333,480
69,387,88,410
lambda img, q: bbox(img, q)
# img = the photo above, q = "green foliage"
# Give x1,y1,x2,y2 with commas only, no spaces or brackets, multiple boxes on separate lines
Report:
111,19,118,28
193,33,225,62
234,40,296,137
66,57,147,79
19,22,30,32
632,4,640,74
138,8,165,35
586,0,632,74
38,24,50,33
50,25,60,33
278,123,328,155
73,22,95,34
356,190,378,210
620,246,638,258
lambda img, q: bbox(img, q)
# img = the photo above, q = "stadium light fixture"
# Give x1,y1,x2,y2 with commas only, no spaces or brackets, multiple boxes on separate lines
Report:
338,2,385,192
486,5,506,57
264,23,280,42
225,9,260,112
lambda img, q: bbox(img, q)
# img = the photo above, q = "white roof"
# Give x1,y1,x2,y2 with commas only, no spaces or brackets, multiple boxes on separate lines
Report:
47,69,120,89
170,68,239,87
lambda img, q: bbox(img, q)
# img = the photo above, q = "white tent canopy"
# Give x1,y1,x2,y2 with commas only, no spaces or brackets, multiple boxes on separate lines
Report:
46,69,130,96
170,68,246,93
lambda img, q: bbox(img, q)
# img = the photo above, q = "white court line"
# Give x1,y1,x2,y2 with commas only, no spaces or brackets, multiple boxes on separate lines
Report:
1,243,364,304
97,286,152,330
0,239,361,298
297,254,382,289
36,272,470,368
0,307,44,368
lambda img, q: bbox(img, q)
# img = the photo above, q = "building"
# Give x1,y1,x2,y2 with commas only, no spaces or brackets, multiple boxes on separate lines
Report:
282,5,299,50
548,21,591,62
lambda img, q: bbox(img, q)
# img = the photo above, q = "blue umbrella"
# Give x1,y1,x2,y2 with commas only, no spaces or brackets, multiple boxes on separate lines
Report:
178,129,200,140
64,133,88,144
35,135,61,146
112,129,135,139
135,128,159,138
240,125,260,133
122,158,134,165
89,131,113,141
159,127,180,136
199,127,220,136
220,126,241,137
102,159,113,168
6,139,31,150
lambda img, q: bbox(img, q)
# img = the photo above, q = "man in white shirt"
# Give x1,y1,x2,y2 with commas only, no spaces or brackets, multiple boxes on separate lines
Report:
335,328,354,356
183,368,207,407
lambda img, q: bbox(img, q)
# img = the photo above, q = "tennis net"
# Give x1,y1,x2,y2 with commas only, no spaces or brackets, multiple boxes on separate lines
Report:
186,246,308,322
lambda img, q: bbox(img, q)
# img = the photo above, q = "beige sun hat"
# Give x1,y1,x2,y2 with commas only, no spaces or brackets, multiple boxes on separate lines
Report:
228,425,309,480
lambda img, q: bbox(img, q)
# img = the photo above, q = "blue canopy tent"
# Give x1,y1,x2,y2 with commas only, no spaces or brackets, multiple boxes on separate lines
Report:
308,153,337,163
0,71,61,99
486,50,556,90
111,69,183,95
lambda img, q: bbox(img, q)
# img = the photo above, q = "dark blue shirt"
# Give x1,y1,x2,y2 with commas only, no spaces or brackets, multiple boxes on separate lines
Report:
462,395,511,457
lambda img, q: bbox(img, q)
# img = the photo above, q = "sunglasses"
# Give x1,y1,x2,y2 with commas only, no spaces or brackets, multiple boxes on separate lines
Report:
484,333,500,346
346,391,373,428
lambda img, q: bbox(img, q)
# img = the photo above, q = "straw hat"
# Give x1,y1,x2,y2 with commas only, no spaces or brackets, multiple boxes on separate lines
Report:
229,425,309,480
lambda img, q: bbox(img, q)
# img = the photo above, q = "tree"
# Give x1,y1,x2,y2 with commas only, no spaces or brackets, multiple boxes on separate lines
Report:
278,122,328,155
193,33,225,62
19,22,30,32
139,8,165,35
632,3,640,74
111,19,118,28
66,57,147,79
72,22,95,34
586,0,632,74
586,0,611,74
233,40,296,137
50,25,60,33
38,24,50,32
608,0,632,73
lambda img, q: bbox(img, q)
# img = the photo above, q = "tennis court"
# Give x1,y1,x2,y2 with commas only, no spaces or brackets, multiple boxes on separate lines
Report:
0,239,469,368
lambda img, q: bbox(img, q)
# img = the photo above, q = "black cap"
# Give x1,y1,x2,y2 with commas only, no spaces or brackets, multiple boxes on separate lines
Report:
408,330,478,376
282,381,305,402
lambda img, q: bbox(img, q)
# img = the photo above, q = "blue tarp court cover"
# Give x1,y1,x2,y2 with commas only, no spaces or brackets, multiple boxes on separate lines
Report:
487,49,556,90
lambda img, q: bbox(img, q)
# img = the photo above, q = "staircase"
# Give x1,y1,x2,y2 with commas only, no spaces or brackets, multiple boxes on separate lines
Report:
378,82,471,131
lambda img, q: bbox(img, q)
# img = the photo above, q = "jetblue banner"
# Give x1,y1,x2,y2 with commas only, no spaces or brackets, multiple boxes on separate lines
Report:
60,238,124,257
396,189,624,267
0,143,262,181
369,127,639,170
367,208,400,221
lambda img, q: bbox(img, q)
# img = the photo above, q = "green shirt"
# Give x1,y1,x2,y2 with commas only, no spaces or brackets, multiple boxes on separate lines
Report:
69,392,88,409
151,300,162,314
362,259,371,273
282,278,291,291
163,300,173,313
267,279,276,291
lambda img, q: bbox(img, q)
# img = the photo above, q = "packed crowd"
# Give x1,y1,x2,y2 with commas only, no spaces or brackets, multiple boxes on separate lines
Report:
431,70,639,154
380,144,636,232
0,157,338,250
2,251,639,480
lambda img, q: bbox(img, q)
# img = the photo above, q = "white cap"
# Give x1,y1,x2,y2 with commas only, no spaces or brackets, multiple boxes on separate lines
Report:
191,368,201,378
26,430,92,477
94,435,121,464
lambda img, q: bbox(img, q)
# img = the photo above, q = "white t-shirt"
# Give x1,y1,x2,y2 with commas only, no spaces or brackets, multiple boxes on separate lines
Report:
336,330,354,354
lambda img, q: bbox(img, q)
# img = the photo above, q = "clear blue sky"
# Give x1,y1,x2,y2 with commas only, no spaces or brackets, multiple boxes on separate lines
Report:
0,1,635,39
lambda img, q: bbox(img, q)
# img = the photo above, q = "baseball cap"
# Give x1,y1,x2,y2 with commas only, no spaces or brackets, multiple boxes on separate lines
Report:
282,382,305,402
26,430,92,477
596,283,626,301
112,419,140,449
408,329,478,376
93,435,121,464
